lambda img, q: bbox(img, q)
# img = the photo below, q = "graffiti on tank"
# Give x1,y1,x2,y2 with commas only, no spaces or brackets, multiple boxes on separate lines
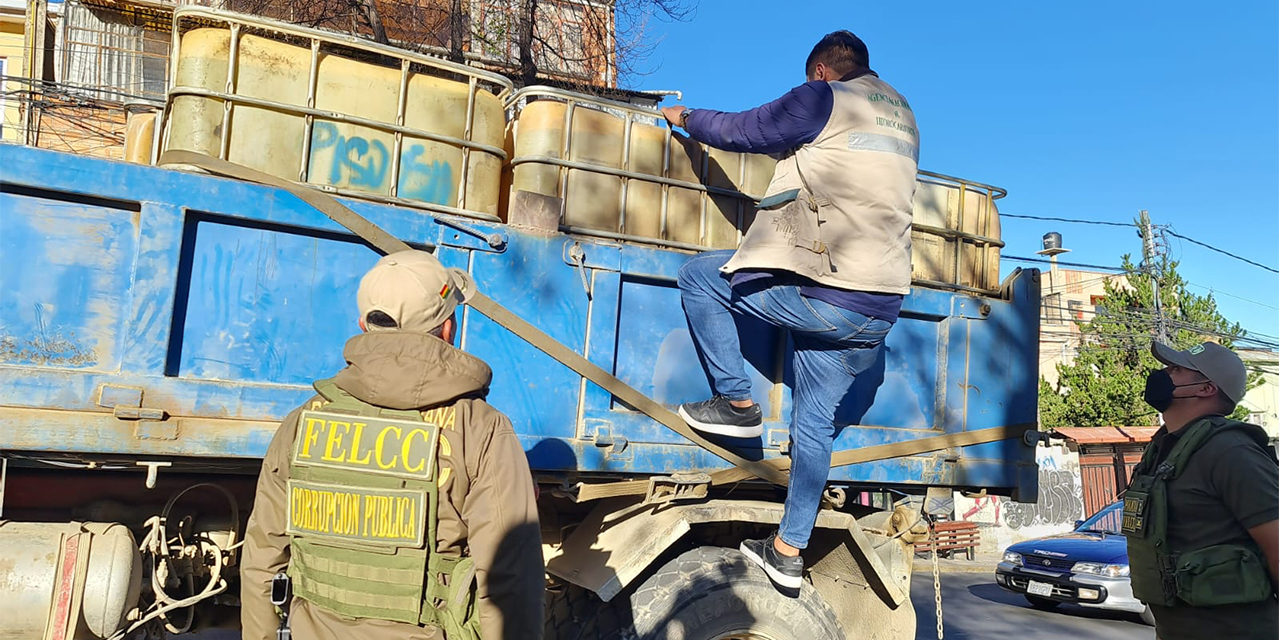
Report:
309,123,454,205
397,144,453,205
1001,468,1083,530
310,122,390,189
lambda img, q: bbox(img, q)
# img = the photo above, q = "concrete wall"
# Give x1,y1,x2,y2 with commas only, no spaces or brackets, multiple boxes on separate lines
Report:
954,441,1085,556
0,18,24,143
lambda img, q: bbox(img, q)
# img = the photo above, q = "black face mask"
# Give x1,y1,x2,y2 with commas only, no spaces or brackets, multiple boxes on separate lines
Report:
1143,369,1212,412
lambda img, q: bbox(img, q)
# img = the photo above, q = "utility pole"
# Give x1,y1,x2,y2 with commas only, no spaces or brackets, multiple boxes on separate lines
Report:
21,0,49,146
1139,210,1168,344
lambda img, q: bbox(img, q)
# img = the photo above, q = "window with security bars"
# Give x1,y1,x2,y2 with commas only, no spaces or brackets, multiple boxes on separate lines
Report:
1090,294,1107,318
1068,299,1085,322
60,0,172,104
1043,293,1064,325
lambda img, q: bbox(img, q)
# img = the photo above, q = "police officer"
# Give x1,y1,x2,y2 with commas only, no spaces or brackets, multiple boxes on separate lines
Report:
241,250,544,640
1125,341,1278,639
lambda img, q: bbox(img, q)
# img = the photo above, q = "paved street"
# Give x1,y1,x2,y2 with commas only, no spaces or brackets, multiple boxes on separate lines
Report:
910,570,1155,640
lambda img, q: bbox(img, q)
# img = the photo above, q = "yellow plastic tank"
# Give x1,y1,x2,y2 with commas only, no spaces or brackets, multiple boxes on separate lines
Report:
910,175,1003,292
507,86,1005,293
507,91,775,248
123,110,157,164
161,13,510,218
505,89,1004,292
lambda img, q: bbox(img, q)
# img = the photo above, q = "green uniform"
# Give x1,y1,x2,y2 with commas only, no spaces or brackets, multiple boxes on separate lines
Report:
242,331,544,640
1124,415,1278,639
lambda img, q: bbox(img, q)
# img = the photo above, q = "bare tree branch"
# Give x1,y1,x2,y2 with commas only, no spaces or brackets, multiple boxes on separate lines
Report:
349,0,390,45
517,0,538,87
225,0,695,91
447,0,466,62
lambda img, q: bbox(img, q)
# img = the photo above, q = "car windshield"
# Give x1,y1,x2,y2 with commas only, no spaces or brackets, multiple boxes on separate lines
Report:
1075,501,1123,534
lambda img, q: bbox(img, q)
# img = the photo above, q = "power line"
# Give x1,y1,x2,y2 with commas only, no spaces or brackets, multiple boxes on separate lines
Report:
1186,282,1280,311
0,73,164,105
1163,319,1280,348
1000,212,1136,228
1165,230,1279,274
1036,303,1280,349
1030,261,1277,342
1003,254,1138,273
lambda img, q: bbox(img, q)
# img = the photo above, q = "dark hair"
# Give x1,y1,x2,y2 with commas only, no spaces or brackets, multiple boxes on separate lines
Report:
365,310,399,328
806,30,870,78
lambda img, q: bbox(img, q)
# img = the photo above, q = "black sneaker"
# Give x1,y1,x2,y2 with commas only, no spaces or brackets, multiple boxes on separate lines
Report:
740,532,804,590
677,396,763,438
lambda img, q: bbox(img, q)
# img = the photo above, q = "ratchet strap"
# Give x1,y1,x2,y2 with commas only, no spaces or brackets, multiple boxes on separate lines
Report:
574,422,1037,502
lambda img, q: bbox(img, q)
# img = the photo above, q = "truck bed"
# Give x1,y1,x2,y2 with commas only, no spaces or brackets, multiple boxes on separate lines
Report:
0,144,1039,493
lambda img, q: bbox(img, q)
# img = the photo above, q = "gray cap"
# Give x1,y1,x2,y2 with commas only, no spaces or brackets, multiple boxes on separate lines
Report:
1151,341,1246,404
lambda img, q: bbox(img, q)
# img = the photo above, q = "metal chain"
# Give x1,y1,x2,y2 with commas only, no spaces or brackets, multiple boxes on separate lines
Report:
930,522,944,640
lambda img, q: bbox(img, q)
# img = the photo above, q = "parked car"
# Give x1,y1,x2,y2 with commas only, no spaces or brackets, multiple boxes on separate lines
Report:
995,501,1154,625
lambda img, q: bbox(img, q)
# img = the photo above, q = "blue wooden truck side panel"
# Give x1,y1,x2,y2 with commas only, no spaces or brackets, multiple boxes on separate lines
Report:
0,144,1039,492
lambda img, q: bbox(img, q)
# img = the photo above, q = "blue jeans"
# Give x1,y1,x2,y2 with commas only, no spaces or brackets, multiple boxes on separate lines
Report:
677,251,893,550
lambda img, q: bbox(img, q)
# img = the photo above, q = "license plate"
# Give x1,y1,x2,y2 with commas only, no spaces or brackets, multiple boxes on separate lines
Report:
1027,580,1054,597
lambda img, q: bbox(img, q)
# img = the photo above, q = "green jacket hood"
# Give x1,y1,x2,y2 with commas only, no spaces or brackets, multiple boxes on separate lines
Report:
332,330,492,410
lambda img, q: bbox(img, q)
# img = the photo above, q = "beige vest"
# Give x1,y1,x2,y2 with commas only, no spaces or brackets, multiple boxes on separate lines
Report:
722,75,919,294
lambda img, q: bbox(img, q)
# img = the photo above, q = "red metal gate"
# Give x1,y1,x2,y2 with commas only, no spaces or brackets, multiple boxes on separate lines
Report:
1055,427,1157,518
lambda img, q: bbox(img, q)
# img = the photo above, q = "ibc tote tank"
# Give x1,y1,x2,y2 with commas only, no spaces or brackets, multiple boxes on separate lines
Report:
159,8,513,219
910,173,1005,293
505,88,1003,293
505,87,776,250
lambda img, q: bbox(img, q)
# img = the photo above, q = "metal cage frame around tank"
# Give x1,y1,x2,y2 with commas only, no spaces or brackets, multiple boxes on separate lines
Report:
913,170,1007,296
505,85,770,252
155,7,515,222
506,86,1008,295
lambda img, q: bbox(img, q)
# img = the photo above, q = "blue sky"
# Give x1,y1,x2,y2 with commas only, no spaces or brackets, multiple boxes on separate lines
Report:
630,1,1279,343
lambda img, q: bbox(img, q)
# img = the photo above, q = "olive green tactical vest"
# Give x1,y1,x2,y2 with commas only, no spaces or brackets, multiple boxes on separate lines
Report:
1123,416,1275,607
286,378,482,639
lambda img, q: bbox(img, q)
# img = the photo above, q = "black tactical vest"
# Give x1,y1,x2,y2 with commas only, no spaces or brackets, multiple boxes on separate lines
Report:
1123,416,1275,607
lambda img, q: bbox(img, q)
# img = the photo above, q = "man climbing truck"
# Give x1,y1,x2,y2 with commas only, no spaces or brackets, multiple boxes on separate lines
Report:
661,30,920,589
0,8,1038,640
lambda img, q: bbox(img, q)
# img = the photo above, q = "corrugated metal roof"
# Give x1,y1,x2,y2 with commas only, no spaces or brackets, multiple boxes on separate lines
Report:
1052,426,1160,444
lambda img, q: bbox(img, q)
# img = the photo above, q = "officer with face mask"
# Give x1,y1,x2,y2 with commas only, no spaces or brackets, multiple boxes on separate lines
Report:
1124,341,1278,639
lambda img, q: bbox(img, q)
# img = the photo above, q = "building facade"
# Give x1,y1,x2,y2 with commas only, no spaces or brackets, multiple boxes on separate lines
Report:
1239,348,1279,440
1038,266,1279,439
1038,265,1125,388
6,0,620,159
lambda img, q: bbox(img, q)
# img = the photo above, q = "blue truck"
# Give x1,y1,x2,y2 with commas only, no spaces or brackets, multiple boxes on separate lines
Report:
0,9,1041,640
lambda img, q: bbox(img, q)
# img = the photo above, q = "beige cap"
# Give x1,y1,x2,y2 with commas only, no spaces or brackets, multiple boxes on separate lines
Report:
1151,341,1246,403
357,250,476,333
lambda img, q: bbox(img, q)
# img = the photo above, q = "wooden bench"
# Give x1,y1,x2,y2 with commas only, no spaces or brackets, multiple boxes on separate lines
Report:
914,520,981,560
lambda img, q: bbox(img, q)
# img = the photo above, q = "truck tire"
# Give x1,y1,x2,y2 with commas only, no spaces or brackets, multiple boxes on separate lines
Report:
545,582,629,640
547,546,844,640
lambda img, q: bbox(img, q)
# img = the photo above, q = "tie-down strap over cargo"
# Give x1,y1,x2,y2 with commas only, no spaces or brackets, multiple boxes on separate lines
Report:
573,422,1037,502
158,151,1034,493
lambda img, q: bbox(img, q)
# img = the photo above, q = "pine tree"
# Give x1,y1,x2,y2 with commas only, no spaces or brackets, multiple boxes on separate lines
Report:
1039,253,1259,428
